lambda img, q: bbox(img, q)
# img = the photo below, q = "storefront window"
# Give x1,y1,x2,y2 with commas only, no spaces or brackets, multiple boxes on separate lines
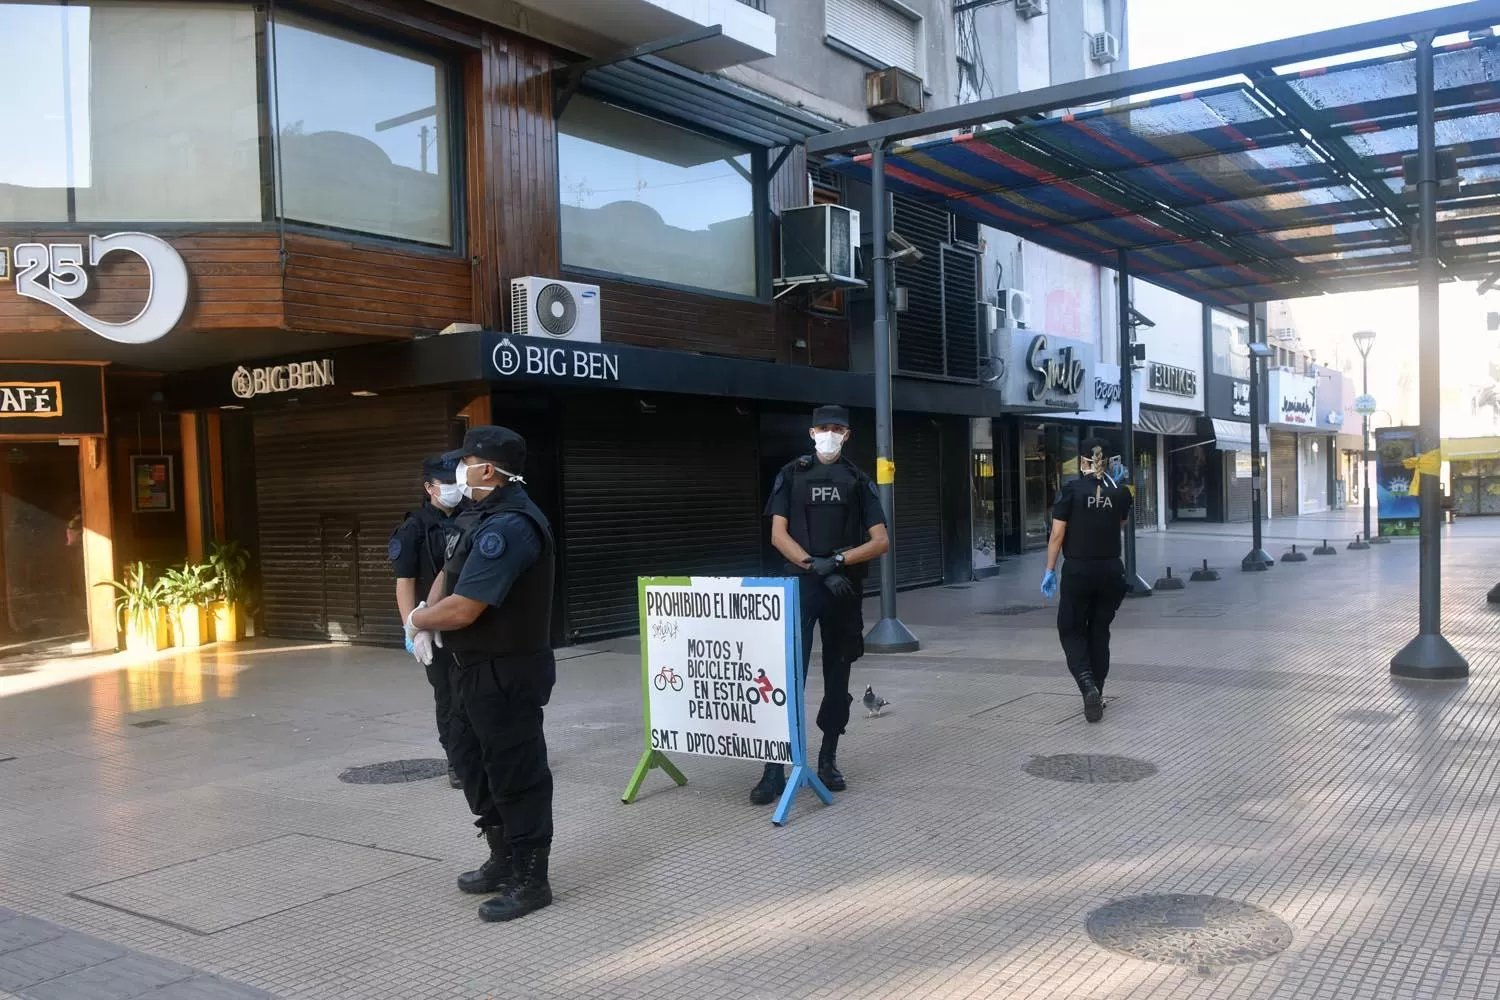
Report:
272,16,452,246
971,419,995,571
1,2,262,223
1,444,87,642
559,96,757,297
1211,309,1251,379
1172,443,1210,519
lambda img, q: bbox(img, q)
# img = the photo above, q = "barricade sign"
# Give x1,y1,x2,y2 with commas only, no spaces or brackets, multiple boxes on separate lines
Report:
622,576,832,825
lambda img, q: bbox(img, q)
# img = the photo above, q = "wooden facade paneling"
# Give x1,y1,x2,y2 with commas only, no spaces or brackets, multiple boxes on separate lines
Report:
573,275,778,361
281,232,470,338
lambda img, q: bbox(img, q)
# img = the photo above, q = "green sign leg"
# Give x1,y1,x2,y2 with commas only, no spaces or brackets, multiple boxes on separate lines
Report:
621,749,687,804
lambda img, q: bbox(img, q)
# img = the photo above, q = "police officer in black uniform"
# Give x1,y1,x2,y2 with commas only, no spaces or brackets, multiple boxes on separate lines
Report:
389,454,465,789
756,404,890,804
1042,436,1132,723
406,426,557,923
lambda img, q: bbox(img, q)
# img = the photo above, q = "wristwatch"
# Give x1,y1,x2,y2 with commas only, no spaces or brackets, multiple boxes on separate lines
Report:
833,553,847,567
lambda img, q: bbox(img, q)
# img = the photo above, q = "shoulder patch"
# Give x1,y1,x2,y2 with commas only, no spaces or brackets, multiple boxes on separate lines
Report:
796,455,814,470
771,472,785,495
387,536,403,561
445,531,461,560
477,530,505,559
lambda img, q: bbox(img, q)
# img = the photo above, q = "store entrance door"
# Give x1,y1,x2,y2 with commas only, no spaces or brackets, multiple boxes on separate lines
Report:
1,443,87,647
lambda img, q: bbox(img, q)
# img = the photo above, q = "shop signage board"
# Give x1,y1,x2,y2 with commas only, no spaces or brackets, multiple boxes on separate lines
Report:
2,233,188,344
1269,370,1318,427
1147,363,1197,398
992,329,1096,411
624,576,831,826
231,359,336,399
1232,379,1251,418
490,336,621,384
0,363,105,436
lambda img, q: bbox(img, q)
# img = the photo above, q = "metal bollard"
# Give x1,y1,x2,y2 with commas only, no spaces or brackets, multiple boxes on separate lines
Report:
1349,532,1371,551
1282,544,1309,563
1313,538,1337,556
1154,566,1186,591
1189,558,1220,582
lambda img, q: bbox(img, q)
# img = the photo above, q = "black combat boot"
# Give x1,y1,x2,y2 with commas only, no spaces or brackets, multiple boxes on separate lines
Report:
1080,677,1104,724
447,765,463,790
749,763,786,805
457,826,511,895
817,736,846,792
477,846,553,922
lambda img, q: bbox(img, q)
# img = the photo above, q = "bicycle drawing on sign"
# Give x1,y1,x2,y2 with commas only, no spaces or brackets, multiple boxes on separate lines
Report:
653,665,684,692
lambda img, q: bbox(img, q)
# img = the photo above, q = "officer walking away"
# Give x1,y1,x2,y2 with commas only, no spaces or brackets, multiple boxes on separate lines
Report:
1041,437,1131,723
755,405,890,804
389,454,466,789
406,426,557,923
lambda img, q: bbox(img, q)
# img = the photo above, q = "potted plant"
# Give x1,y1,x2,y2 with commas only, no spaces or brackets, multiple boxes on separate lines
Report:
106,562,170,654
161,562,216,648
207,541,251,642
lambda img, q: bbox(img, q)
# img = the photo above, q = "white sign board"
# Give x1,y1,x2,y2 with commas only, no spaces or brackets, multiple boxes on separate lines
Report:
639,577,795,764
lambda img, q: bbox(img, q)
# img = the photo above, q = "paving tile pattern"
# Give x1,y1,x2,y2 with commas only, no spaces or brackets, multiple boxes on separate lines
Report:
0,512,1499,998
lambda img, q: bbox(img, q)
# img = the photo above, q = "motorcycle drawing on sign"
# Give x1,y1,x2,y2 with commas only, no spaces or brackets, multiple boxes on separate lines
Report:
745,669,786,707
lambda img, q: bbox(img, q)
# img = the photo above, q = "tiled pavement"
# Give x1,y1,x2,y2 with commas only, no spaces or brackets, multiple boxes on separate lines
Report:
2,512,1500,999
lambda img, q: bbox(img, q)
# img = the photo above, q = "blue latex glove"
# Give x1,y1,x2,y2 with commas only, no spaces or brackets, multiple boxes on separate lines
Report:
404,636,415,655
1040,569,1058,599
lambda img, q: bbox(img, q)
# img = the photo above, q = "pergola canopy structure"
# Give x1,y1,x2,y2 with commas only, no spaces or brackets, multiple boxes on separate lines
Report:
813,1,1500,307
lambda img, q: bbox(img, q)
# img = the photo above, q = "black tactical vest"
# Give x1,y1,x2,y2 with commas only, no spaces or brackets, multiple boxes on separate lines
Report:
781,456,870,577
405,502,459,601
442,484,555,657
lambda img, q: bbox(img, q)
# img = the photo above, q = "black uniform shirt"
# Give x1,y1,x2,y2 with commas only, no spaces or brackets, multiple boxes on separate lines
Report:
766,458,886,556
448,513,544,608
1052,475,1133,560
389,501,459,599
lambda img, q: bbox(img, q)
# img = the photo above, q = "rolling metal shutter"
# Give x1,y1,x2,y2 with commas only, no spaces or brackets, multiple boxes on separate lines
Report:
1270,431,1298,519
561,398,761,641
825,0,920,73
1226,453,1253,522
892,417,944,586
253,395,452,643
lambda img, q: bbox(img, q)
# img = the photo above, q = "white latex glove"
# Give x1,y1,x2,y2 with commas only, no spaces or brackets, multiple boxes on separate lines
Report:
403,601,426,644
434,630,444,648
412,629,435,666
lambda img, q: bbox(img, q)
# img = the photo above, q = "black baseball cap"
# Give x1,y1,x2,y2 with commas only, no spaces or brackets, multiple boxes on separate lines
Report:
422,453,457,483
811,405,850,429
444,425,527,473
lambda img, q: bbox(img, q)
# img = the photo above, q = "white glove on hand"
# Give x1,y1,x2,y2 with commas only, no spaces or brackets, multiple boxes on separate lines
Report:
403,601,426,645
434,630,444,648
412,630,435,666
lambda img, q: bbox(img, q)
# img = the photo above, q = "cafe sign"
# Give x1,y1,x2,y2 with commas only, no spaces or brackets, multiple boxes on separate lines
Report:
2,232,189,344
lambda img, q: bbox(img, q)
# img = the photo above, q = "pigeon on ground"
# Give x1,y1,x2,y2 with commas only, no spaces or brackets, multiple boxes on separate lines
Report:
863,685,890,717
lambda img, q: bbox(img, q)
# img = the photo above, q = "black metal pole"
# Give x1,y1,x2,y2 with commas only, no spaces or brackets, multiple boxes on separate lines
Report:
864,140,919,654
1243,305,1272,571
1351,353,1373,550
1392,34,1467,679
1117,250,1150,595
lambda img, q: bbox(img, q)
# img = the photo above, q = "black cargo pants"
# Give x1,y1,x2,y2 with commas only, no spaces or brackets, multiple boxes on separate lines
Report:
447,650,556,850
798,576,864,737
1056,557,1127,693
425,650,457,762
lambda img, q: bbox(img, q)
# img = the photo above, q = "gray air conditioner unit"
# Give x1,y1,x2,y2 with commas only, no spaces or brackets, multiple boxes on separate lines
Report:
779,204,860,284
1090,31,1121,65
1016,0,1048,18
866,67,924,119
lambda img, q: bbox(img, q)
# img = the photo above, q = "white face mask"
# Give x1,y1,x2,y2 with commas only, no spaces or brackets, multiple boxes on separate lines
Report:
813,430,845,459
456,462,489,500
435,482,465,509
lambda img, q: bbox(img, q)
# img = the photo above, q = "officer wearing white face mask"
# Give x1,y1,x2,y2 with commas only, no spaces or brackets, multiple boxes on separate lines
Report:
757,405,890,805
389,453,466,789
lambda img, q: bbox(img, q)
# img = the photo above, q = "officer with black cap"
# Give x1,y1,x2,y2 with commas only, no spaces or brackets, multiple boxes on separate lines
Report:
406,425,557,923
389,453,465,789
756,404,890,804
1041,436,1132,723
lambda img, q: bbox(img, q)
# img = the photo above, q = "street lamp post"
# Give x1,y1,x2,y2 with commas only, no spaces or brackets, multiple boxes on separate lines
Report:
1351,330,1379,549
1242,339,1274,572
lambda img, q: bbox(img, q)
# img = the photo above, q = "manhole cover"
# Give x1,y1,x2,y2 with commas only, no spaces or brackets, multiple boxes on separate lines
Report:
1169,606,1227,619
1341,709,1398,725
985,604,1047,616
1023,753,1157,784
338,759,447,784
130,719,169,728
1086,894,1293,973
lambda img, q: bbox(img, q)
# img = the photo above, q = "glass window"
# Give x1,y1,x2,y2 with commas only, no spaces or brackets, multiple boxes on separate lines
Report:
272,16,451,246
0,2,261,223
559,96,757,297
1211,309,1250,379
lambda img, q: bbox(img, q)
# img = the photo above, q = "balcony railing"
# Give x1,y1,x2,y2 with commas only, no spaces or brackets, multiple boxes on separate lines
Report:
736,0,767,9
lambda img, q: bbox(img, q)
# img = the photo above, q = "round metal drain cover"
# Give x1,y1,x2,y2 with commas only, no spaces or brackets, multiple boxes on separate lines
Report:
1023,753,1157,784
338,758,447,784
1087,894,1293,972
1341,709,1398,725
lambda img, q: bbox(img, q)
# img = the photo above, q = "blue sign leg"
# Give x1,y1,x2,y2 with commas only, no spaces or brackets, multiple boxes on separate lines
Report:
772,766,834,826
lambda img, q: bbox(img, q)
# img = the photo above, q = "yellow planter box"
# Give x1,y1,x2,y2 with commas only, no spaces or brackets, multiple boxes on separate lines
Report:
173,606,212,648
125,609,171,654
211,601,245,642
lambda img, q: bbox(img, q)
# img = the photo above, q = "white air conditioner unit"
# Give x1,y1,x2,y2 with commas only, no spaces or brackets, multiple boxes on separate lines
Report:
510,277,601,342
999,287,1032,329
866,67,924,119
1015,0,1048,19
779,204,861,284
978,301,1003,336
1090,31,1120,65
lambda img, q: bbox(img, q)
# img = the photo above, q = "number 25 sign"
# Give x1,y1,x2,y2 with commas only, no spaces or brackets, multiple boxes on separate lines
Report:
1,232,189,345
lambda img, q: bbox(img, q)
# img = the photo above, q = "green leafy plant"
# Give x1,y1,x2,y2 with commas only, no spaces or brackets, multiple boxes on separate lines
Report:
207,541,250,604
106,562,166,632
160,563,216,609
